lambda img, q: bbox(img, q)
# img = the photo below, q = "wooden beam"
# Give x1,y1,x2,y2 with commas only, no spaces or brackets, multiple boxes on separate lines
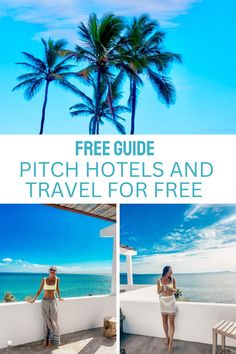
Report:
45,204,116,222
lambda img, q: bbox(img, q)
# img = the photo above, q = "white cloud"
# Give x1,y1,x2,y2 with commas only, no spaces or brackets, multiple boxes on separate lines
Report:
184,204,206,220
184,204,230,221
0,0,200,40
214,213,236,227
2,257,13,262
0,258,111,274
121,205,236,274
194,212,236,251
121,244,236,274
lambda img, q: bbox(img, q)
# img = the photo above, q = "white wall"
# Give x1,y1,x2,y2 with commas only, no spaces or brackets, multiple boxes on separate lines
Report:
0,295,115,349
120,285,157,299
121,286,236,346
120,285,150,292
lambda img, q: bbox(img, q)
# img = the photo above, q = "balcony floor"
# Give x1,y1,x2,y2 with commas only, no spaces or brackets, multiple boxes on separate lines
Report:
121,333,222,354
0,328,116,354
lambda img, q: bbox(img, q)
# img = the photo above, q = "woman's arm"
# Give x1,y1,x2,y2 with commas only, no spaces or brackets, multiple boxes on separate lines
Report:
157,279,163,295
29,279,44,303
172,278,177,294
56,278,63,301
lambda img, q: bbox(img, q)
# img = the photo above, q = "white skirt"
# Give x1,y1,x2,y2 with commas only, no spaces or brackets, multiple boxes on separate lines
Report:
160,295,176,314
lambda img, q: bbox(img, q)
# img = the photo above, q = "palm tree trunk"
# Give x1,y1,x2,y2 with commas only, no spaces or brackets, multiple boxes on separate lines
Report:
39,81,50,135
94,69,101,135
96,120,100,135
130,80,137,135
107,77,115,120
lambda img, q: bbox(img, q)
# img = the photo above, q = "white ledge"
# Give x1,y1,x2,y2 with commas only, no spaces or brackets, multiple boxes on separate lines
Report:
0,293,114,307
121,285,236,346
0,294,115,349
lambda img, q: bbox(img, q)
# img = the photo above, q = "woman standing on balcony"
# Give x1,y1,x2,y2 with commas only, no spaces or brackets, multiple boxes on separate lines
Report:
157,266,177,353
28,266,63,347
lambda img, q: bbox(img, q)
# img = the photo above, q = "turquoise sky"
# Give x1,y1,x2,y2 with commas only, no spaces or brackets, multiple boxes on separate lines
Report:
0,204,113,274
0,0,235,134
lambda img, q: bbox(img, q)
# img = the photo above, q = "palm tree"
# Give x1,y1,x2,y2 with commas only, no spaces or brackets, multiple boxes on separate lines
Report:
121,15,182,134
70,72,128,134
13,38,79,134
68,13,127,134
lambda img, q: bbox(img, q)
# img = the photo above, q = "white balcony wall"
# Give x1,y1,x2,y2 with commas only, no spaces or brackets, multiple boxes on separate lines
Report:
0,295,115,349
120,285,150,293
121,286,236,346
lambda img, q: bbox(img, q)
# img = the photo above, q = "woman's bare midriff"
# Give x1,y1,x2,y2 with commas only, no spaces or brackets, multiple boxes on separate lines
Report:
44,290,55,299
161,289,174,297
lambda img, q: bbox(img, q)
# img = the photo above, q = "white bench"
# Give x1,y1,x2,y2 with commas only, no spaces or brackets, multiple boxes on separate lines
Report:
213,320,236,354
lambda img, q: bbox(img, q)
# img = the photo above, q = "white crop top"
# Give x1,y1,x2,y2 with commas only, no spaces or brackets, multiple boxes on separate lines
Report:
43,277,57,291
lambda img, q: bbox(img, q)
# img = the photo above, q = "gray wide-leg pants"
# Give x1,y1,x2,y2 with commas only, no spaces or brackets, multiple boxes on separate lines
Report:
41,298,61,345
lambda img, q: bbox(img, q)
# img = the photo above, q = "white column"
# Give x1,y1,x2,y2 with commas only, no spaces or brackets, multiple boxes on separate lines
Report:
126,254,133,285
100,223,116,295
111,234,116,294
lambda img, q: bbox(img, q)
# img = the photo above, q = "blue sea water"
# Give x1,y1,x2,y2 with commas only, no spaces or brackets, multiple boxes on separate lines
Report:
0,273,111,302
120,272,236,304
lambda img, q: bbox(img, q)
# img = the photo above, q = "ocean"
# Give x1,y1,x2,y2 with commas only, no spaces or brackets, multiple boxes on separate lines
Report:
2,272,236,303
120,272,236,304
0,273,112,302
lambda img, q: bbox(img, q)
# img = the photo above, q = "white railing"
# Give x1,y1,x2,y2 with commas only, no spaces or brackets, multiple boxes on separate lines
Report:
0,295,115,349
121,285,236,346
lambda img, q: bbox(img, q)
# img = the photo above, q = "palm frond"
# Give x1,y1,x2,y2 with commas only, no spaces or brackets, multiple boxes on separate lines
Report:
13,78,41,92
99,14,123,49
73,88,94,107
70,108,93,117
54,56,75,72
24,78,45,100
53,39,68,51
70,102,93,112
147,68,176,105
16,73,42,81
21,52,46,71
113,105,130,114
110,69,126,101
87,13,99,43
54,78,80,95
53,65,76,75
74,46,95,61
76,65,96,84
146,30,165,47
149,52,182,72
42,38,68,68
15,62,43,72
104,115,126,134
78,18,96,50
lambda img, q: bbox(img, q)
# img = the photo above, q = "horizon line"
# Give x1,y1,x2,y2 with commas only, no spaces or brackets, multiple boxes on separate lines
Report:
120,270,235,275
0,271,112,275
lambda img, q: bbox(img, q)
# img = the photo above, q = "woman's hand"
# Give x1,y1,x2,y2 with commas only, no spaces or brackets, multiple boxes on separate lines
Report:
168,287,176,294
27,298,35,303
58,298,64,301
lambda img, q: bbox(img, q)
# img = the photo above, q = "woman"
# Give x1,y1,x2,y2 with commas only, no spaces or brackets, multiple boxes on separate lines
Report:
29,266,63,347
157,266,177,353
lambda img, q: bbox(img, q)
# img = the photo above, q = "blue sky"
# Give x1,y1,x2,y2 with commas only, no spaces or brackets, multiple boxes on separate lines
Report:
120,204,236,273
0,204,113,273
0,0,235,134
